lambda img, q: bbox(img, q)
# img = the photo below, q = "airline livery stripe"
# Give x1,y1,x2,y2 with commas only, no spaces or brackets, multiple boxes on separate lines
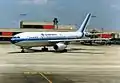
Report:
81,14,91,32
11,37,77,43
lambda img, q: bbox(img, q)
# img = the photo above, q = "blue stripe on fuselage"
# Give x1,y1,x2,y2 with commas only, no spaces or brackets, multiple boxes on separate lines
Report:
11,37,78,44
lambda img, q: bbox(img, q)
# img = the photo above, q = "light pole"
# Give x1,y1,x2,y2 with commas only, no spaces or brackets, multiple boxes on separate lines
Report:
53,18,58,29
19,13,27,28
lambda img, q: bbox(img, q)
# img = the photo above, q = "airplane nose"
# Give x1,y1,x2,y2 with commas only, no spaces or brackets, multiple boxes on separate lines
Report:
10,38,16,44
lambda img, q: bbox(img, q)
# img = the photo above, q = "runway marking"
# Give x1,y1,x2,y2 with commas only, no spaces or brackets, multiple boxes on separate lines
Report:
39,72,52,83
23,72,52,83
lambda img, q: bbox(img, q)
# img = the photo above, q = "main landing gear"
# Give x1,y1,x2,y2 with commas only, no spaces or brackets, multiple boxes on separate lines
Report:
20,47,33,53
21,49,25,53
41,46,48,51
21,47,25,53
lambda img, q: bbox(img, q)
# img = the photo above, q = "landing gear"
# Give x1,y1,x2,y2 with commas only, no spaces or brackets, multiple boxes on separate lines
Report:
20,47,33,53
21,49,25,53
21,47,25,53
41,46,48,51
63,49,67,52
55,49,67,52
60,49,67,52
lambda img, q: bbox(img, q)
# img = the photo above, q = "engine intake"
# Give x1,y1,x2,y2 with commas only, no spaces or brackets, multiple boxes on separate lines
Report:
53,43,67,51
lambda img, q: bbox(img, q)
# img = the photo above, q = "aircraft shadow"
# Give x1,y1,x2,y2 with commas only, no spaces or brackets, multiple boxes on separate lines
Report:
66,48,104,54
68,48,98,51
8,47,101,54
8,49,55,54
66,51,104,54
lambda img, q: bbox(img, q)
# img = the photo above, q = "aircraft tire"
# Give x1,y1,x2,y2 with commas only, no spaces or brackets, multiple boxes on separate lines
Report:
64,49,67,52
41,48,48,51
21,49,25,53
55,49,67,52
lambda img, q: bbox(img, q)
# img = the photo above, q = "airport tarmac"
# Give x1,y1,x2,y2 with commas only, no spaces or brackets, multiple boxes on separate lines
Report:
0,44,120,83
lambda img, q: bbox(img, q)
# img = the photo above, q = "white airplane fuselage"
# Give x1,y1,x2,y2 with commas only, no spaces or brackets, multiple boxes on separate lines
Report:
11,32,83,47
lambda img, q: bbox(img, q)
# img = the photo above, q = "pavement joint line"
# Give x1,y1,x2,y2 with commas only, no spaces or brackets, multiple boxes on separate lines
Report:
23,72,52,83
39,72,52,83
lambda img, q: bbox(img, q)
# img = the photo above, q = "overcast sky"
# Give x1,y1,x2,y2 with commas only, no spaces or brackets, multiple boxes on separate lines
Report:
0,0,120,30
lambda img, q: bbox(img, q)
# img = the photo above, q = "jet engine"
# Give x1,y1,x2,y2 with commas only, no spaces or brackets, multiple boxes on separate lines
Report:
53,43,67,51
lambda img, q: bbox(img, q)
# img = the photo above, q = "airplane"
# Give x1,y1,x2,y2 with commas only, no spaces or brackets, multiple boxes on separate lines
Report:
10,13,92,52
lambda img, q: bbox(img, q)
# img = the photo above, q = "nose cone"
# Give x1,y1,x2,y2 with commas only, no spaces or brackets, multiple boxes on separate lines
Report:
10,38,17,44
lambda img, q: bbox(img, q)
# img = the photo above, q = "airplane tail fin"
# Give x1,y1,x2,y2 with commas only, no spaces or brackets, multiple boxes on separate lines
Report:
77,13,92,32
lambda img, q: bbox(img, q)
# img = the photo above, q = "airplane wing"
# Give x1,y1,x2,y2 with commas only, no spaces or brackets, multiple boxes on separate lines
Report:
48,38,111,42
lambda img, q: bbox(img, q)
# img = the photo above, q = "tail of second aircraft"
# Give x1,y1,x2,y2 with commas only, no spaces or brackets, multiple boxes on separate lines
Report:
77,13,92,32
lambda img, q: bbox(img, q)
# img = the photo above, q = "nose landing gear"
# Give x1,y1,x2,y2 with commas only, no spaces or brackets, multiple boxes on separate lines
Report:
20,47,33,53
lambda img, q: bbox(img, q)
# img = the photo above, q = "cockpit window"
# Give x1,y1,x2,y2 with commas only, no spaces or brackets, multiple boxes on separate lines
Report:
13,36,20,38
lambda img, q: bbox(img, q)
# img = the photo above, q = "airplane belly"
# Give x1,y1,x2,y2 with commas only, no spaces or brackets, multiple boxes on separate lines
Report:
15,41,51,47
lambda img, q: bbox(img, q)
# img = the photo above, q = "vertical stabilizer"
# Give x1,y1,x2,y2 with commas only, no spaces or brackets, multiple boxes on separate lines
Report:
77,13,92,32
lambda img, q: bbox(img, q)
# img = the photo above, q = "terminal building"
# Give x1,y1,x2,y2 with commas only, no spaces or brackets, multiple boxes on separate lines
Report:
20,21,76,30
20,21,55,29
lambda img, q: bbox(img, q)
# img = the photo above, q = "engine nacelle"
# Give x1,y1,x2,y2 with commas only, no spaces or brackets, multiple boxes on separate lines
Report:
53,43,67,51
